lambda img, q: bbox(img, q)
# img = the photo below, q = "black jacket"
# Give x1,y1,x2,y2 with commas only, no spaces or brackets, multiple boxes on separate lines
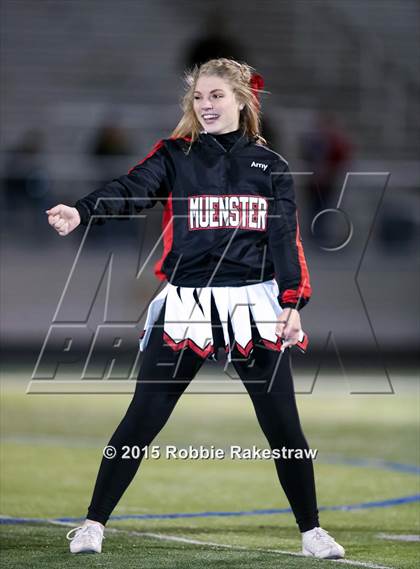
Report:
74,130,312,310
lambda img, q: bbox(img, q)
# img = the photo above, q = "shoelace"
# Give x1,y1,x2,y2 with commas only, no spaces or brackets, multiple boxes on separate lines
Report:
66,525,105,541
309,528,334,545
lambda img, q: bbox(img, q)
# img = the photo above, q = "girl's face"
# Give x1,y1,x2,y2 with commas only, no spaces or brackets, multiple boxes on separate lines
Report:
193,75,243,135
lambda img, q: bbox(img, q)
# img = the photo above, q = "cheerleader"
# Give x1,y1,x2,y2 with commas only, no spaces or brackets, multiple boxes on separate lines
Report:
47,57,344,560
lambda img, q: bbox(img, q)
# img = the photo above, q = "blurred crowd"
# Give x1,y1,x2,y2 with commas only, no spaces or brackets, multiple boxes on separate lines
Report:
1,23,417,254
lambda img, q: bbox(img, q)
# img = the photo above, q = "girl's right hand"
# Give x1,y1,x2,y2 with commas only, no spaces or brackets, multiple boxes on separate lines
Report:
46,204,81,236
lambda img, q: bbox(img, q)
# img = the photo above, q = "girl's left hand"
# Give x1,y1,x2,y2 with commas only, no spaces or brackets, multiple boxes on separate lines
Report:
276,308,302,351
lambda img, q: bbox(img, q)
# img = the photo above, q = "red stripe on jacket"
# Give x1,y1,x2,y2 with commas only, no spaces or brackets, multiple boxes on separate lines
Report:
281,213,312,307
153,136,190,281
154,192,174,281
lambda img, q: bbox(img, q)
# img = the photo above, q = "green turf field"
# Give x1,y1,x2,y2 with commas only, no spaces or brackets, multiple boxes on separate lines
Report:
1,372,419,568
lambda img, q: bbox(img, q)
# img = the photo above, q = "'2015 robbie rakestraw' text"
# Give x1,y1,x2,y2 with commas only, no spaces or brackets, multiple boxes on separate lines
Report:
118,445,319,460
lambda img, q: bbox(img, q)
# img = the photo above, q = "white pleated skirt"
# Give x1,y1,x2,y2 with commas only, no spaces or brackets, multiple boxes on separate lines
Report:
139,279,302,362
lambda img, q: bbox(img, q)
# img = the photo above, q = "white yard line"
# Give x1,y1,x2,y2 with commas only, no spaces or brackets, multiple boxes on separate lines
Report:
51,519,395,569
377,533,419,542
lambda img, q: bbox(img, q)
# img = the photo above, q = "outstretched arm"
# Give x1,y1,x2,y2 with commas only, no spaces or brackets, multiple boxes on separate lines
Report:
46,140,172,236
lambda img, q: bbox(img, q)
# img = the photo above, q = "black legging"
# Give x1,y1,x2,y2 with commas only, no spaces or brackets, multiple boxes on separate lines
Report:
86,294,320,532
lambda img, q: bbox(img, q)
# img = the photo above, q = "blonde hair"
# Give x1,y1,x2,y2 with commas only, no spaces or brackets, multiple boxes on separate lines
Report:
170,58,269,152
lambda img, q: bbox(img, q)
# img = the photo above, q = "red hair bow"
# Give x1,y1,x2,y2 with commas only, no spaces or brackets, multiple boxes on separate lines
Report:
250,72,264,104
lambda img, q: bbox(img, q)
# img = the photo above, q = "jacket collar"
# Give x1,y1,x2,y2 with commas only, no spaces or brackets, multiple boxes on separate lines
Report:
198,130,255,154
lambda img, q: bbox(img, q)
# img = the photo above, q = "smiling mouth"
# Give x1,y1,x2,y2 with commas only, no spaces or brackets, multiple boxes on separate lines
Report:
202,114,219,123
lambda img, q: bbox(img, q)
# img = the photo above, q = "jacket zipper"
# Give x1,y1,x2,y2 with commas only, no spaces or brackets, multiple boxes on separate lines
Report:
208,134,246,154
207,134,248,194
208,136,230,195
209,136,227,153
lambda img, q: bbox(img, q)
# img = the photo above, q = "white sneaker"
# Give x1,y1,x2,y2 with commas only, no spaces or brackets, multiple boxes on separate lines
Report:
66,522,105,554
302,526,345,559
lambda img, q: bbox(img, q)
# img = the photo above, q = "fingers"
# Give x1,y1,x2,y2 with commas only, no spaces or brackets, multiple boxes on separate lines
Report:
47,215,60,228
54,218,66,230
280,337,298,352
48,216,65,230
46,212,69,235
280,327,304,351
46,204,80,237
45,205,63,216
278,330,300,351
276,320,301,352
276,322,300,339
57,226,69,236
276,309,301,343
285,325,300,339
47,211,62,225
276,309,297,335
275,319,288,337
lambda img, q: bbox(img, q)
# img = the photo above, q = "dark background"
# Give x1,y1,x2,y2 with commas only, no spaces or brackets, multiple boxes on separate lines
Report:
1,0,419,379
